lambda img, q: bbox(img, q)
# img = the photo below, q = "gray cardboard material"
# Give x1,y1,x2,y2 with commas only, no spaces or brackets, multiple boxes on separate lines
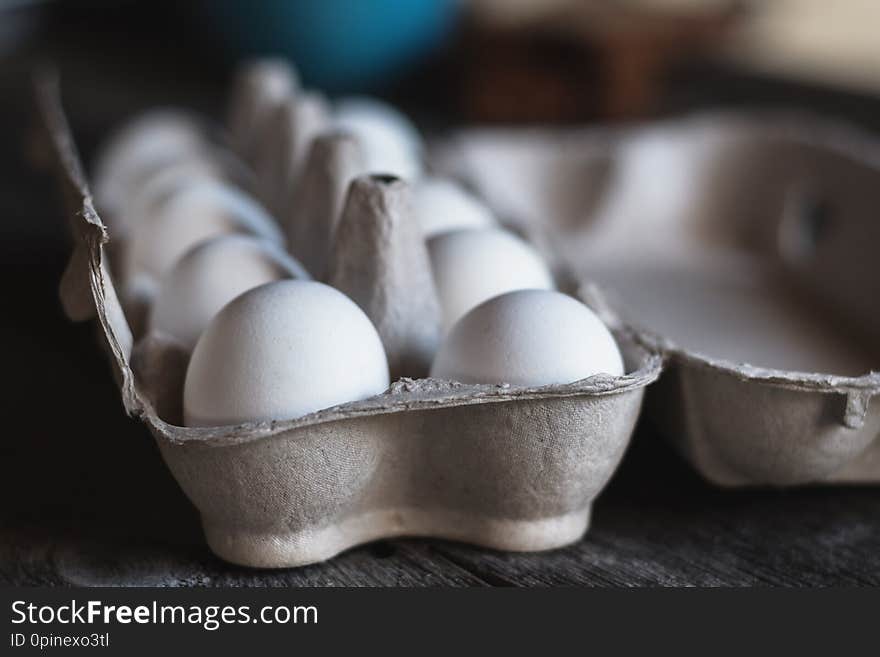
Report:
285,133,365,279
38,75,659,568
226,58,298,165
327,174,442,380
255,92,329,217
440,113,880,487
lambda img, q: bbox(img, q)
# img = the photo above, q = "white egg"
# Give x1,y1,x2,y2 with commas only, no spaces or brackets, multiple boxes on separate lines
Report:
149,235,309,350
123,181,284,302
334,97,422,179
431,289,625,386
414,177,497,238
427,228,554,332
92,110,208,217
112,158,226,242
184,280,390,426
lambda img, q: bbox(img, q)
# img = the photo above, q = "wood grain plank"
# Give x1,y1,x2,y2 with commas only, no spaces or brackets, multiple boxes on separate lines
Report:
0,529,488,587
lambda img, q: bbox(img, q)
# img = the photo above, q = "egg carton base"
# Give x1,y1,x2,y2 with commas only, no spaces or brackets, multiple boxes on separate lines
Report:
203,506,592,568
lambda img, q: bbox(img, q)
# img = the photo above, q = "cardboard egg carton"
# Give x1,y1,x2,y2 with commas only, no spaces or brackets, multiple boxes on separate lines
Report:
40,62,880,568
37,74,660,568
438,112,880,487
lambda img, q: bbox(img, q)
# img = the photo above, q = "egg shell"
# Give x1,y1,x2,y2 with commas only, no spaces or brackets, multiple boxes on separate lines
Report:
111,158,227,243
184,280,390,426
334,96,422,179
428,227,554,332
149,235,309,350
92,109,208,217
414,177,497,238
123,181,284,299
431,289,625,386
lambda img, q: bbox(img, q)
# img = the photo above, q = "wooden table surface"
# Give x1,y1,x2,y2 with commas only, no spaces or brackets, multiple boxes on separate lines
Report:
2,12,880,587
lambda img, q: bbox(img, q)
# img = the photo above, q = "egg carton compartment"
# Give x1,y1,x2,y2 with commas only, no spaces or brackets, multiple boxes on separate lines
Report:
37,73,661,568
440,113,880,486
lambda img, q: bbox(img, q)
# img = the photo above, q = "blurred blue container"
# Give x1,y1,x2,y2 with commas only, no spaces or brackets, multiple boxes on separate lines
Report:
204,0,458,92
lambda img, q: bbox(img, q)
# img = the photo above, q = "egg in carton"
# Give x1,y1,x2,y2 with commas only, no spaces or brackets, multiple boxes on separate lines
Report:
437,113,880,487
37,70,659,568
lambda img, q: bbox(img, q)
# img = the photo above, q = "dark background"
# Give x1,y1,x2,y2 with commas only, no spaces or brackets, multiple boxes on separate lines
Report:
2,0,880,586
